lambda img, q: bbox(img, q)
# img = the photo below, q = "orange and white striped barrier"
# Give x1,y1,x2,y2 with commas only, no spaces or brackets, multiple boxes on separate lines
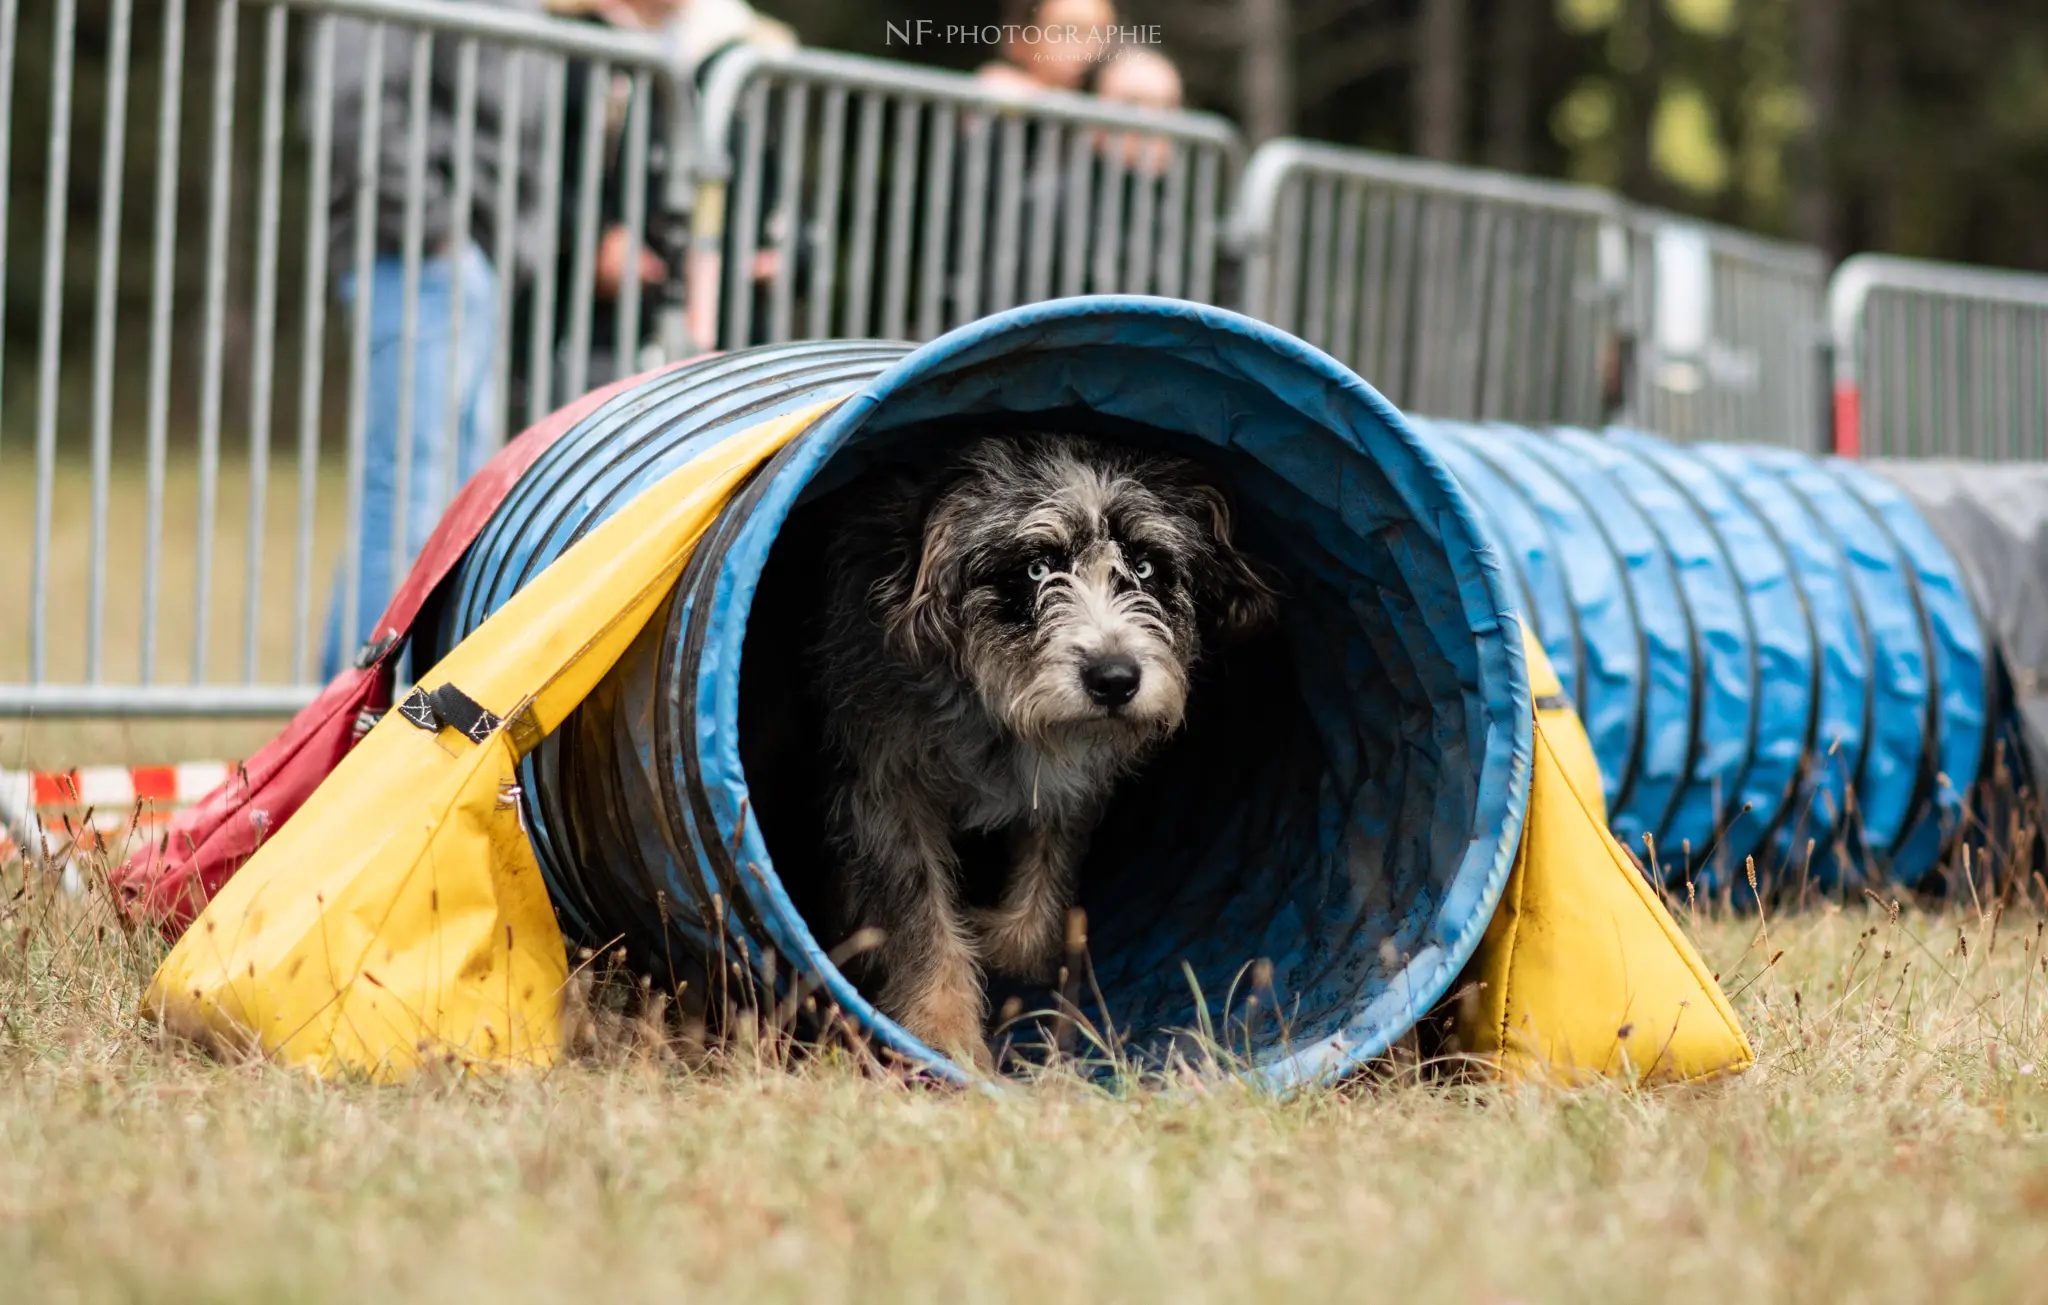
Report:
0,763,234,869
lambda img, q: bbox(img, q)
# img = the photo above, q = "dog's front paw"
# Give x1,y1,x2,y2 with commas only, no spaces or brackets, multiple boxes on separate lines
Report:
970,906,1062,982
895,979,994,1072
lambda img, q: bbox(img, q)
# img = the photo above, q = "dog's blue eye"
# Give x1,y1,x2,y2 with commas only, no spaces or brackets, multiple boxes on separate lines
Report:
1027,559,1053,583
1133,559,1155,581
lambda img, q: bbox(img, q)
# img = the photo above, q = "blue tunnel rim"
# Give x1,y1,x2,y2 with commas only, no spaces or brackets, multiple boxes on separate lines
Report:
683,295,1536,1088
1429,421,1650,817
1425,422,1592,719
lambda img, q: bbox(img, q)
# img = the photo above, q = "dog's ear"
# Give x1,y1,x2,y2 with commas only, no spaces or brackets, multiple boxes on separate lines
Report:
882,483,970,665
1182,481,1280,639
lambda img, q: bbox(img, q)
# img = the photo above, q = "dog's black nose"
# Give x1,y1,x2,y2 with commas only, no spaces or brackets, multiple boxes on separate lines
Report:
1080,656,1142,708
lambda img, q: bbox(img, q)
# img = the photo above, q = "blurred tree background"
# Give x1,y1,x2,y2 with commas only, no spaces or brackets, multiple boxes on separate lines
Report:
5,0,2046,431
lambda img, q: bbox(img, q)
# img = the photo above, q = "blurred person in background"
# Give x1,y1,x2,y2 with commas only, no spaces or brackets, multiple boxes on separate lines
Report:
1096,46,1183,173
320,1,547,681
976,0,1117,95
958,23,1190,314
535,0,794,382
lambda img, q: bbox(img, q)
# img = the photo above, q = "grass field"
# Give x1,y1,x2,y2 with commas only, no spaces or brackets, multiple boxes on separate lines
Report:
9,854,2048,1305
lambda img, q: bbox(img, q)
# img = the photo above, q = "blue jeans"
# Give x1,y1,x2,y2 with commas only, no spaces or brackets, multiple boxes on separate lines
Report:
321,245,499,681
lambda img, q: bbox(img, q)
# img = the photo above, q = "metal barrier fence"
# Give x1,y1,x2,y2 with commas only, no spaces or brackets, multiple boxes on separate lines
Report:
0,0,687,715
1830,254,2048,460
684,44,1241,352
1227,138,1830,448
1624,218,1828,450
6,7,2043,721
1227,139,1628,427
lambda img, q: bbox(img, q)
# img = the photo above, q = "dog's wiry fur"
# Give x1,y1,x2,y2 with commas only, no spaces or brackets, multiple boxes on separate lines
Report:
812,434,1277,1064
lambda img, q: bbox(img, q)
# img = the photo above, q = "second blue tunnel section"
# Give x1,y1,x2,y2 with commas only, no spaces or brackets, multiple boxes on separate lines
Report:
1414,419,1992,889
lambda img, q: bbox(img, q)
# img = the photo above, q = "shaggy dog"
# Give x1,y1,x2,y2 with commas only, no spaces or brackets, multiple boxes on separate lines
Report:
812,434,1277,1065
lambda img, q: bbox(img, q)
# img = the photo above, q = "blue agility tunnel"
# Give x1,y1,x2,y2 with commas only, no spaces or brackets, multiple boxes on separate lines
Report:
425,298,1533,1087
421,294,2005,1083
1410,419,1995,890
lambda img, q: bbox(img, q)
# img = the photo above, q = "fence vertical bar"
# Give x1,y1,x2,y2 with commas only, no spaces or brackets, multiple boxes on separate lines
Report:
489,48,524,442
1188,146,1218,306
1091,145,1127,296
29,0,79,684
722,77,767,349
1942,299,1965,458
916,101,955,340
1023,121,1061,304
1884,293,1908,458
85,0,135,683
1357,188,1389,385
391,29,433,600
524,57,566,422
563,60,608,402
1463,206,1500,419
2034,310,2047,459
292,13,336,683
190,0,240,684
1058,127,1092,298
0,0,17,463
1269,177,1302,336
1382,191,1418,407
1154,143,1188,301
1910,296,1934,458
951,104,991,326
1125,140,1158,295
880,96,920,341
1497,213,1533,418
804,85,845,339
241,2,287,684
841,90,883,337
341,25,386,657
1328,180,1361,366
1532,216,1569,418
440,36,479,508
985,113,1023,313
1479,211,1509,421
1410,197,1451,414
614,69,650,363
140,0,187,684
490,48,525,445
1301,176,1335,348
767,80,807,343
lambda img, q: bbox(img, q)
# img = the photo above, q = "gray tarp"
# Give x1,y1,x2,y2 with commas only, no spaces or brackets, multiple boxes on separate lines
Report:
1871,460,2048,793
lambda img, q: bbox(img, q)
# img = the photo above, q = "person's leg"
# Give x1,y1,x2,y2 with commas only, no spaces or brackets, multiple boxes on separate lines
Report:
452,243,502,490
319,257,406,681
319,248,499,682
400,245,504,558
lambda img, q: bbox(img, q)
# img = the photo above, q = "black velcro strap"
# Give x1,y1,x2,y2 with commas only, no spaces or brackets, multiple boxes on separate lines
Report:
1534,692,1573,715
396,683,503,744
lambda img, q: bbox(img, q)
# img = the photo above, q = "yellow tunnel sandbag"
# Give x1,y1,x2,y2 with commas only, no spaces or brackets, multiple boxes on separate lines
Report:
1522,625,1606,827
145,402,841,1081
1463,633,1754,1085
